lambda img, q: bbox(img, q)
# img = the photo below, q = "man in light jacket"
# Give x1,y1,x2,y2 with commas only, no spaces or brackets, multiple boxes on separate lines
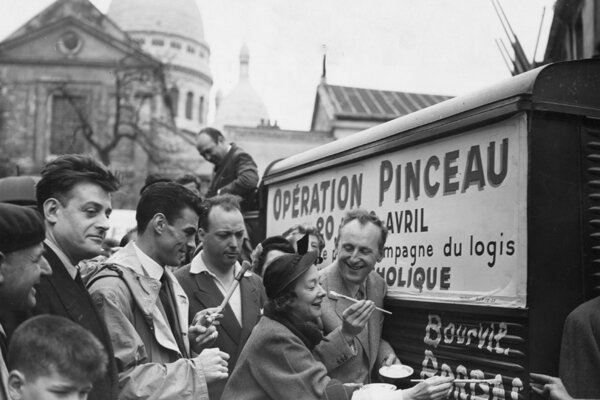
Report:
88,182,229,400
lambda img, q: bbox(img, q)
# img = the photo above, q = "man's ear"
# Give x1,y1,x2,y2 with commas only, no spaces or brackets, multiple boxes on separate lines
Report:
8,370,26,400
43,198,61,224
197,227,206,243
151,213,167,234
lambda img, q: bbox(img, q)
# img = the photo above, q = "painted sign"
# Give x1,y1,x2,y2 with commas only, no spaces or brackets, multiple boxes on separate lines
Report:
267,114,528,308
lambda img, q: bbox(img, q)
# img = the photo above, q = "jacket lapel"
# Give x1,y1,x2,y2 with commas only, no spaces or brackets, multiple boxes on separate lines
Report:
110,244,183,356
43,246,89,323
192,273,242,345
365,275,383,370
239,276,260,344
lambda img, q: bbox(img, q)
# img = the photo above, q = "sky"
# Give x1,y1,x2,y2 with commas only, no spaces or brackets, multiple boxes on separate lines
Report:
0,0,556,131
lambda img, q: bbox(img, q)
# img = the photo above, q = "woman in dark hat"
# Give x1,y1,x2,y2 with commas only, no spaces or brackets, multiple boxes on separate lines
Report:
222,251,454,400
222,250,356,399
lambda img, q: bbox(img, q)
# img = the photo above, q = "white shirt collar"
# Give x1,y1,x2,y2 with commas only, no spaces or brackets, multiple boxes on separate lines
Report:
133,243,165,280
189,250,241,277
45,238,78,280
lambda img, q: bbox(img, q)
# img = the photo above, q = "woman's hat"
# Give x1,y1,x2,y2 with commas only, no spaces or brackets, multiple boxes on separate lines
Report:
263,251,318,299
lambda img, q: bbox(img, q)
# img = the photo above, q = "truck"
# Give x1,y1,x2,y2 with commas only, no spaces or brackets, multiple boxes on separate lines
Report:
258,59,600,400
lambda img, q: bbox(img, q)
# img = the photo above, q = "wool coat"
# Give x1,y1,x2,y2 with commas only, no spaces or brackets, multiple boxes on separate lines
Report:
33,245,119,400
206,143,258,211
559,295,600,398
221,316,355,400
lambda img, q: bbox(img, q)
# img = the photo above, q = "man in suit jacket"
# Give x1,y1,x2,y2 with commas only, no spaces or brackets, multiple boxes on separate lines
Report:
195,127,258,211
175,194,266,400
33,154,120,400
319,209,399,385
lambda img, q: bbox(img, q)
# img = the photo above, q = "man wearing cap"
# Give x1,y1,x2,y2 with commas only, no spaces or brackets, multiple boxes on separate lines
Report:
0,203,51,400
319,209,400,384
33,154,120,400
175,194,265,400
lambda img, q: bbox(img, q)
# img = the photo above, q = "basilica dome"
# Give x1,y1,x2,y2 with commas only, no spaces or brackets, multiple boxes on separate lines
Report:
214,44,269,129
107,0,205,45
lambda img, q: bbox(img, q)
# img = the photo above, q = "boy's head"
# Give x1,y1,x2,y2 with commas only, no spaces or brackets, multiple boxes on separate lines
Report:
7,315,108,400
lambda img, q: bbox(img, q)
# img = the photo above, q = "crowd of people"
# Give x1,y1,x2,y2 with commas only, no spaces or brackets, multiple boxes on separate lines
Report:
0,126,598,400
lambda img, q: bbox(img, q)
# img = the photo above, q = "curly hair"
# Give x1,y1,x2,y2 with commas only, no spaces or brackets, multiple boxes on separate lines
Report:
36,154,120,213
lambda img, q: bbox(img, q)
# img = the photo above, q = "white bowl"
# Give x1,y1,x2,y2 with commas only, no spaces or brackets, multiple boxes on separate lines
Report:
360,383,397,392
379,364,414,379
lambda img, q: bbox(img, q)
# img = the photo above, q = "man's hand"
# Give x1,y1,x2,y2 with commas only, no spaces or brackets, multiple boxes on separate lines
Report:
341,299,375,340
192,307,223,327
195,348,230,383
530,373,574,400
189,323,218,353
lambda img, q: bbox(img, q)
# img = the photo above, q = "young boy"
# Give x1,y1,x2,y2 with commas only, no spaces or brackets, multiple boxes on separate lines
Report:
6,315,107,400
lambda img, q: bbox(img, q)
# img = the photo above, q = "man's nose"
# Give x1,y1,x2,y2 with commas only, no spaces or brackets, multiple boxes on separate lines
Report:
39,256,52,276
97,212,110,231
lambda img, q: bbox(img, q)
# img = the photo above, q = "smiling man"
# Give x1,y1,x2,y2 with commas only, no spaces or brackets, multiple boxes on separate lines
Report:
88,183,229,400
175,194,266,400
319,209,400,385
33,154,120,400
0,203,50,400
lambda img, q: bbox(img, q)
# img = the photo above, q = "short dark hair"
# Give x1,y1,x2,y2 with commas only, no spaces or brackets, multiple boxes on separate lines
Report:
198,194,242,231
36,154,120,213
136,182,202,233
337,209,388,253
282,224,325,252
7,315,107,383
253,235,295,276
197,127,224,143
140,174,173,194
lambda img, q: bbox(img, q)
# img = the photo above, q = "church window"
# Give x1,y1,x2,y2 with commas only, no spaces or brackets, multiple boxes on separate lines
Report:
57,30,82,56
198,96,204,123
199,51,205,58
134,38,145,45
187,45,195,54
169,87,179,117
152,38,164,46
185,92,193,120
50,95,86,155
170,41,181,49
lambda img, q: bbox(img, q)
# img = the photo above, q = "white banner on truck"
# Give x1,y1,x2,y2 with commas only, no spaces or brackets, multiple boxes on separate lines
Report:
267,114,528,308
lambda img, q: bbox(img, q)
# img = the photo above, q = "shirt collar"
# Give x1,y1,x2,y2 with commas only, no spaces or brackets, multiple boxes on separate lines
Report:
45,238,78,280
133,243,164,280
189,250,241,277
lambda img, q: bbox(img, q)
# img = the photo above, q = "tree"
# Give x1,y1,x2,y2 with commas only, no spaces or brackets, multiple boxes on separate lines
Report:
53,58,182,168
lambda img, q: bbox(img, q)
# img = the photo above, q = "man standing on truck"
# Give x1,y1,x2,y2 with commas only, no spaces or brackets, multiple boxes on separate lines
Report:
319,209,400,384
195,127,259,246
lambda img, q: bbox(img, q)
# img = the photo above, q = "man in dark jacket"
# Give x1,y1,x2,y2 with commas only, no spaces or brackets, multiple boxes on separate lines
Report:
195,127,258,211
175,194,266,400
33,154,120,400
0,203,50,400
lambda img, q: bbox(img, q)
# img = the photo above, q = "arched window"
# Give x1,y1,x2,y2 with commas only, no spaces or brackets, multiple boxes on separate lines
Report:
169,87,179,117
198,96,204,123
185,91,193,120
